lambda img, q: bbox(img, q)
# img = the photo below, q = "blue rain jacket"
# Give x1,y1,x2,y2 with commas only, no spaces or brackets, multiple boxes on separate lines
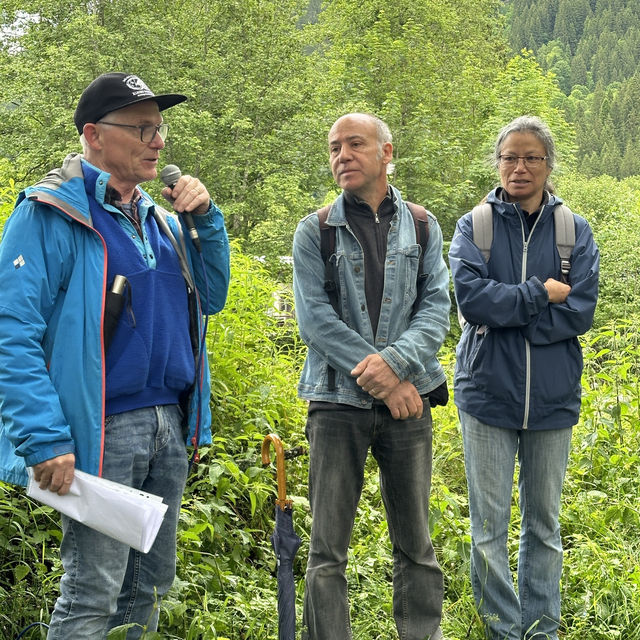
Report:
0,154,230,485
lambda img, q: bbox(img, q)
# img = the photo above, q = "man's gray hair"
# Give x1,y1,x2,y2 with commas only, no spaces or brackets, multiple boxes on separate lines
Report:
79,133,89,154
493,115,556,170
373,116,392,152
339,112,392,155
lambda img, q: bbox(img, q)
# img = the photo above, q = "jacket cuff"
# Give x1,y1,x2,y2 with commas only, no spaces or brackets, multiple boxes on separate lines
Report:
379,346,410,381
193,201,223,226
24,440,76,468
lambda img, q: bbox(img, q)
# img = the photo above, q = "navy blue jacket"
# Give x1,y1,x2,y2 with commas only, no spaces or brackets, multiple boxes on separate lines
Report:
448,188,599,430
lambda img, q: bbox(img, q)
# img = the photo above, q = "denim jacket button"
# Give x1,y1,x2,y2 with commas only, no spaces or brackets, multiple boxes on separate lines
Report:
354,266,360,273
360,304,365,311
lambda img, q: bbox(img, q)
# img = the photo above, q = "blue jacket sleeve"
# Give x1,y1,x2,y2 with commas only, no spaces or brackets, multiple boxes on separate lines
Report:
379,215,450,380
449,214,550,328
293,214,377,375
187,201,230,314
521,217,599,344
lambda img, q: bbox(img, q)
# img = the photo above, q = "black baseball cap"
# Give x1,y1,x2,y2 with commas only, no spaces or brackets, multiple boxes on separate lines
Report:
74,72,187,134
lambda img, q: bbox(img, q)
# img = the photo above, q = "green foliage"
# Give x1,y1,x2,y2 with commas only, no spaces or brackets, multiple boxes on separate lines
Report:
0,179,18,227
156,244,308,638
5,288,640,639
0,0,321,261
0,486,60,639
2,2,640,638
0,0,514,248
555,171,640,325
471,50,577,199
509,0,640,179
562,320,640,637
310,0,507,236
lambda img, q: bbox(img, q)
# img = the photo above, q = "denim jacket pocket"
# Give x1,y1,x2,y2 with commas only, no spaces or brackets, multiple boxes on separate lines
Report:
391,244,421,307
336,248,364,328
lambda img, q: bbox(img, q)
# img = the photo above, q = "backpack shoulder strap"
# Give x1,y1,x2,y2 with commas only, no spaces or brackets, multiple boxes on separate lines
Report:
553,204,575,283
405,202,430,266
151,205,194,290
471,202,493,262
317,205,339,302
316,204,334,267
315,202,339,390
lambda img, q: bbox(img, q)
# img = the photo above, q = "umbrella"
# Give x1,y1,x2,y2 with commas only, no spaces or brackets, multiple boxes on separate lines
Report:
261,433,302,640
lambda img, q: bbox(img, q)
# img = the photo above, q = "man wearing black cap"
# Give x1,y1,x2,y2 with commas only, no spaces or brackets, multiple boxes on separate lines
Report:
0,73,230,638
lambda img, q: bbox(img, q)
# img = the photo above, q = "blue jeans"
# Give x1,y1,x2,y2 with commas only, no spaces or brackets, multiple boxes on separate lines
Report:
302,404,443,640
47,405,189,640
459,410,572,640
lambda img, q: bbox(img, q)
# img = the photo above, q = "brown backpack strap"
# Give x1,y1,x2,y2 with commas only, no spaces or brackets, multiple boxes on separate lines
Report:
405,202,430,265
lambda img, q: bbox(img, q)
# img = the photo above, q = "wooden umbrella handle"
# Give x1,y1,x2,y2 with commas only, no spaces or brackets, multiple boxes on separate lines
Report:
261,433,292,510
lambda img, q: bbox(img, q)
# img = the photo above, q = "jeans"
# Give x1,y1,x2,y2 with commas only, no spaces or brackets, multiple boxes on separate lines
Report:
47,404,189,640
302,404,443,640
459,410,572,640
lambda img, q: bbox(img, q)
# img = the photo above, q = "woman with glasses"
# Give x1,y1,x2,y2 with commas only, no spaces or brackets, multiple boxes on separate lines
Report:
448,116,599,640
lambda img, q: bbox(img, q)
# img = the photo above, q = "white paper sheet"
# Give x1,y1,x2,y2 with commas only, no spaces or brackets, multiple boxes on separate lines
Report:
26,468,168,553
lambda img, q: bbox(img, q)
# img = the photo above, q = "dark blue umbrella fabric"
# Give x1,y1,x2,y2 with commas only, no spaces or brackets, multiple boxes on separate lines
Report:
262,434,303,640
271,504,302,640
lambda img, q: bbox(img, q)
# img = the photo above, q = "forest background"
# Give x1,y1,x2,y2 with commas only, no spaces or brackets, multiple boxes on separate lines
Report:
1,0,640,638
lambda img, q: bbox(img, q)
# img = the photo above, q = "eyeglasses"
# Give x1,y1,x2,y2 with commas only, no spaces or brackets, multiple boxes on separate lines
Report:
498,154,548,168
97,121,169,143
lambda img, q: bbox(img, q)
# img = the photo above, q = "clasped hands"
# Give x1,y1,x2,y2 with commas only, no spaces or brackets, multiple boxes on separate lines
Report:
351,353,423,420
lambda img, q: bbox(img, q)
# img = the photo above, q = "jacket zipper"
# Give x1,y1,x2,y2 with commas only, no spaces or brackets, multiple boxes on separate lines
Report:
519,205,544,430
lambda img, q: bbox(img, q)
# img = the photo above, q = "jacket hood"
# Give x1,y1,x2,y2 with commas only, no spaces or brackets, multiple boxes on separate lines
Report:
20,153,93,225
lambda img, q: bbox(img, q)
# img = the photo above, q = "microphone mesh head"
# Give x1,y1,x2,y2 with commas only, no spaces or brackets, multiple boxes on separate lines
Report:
160,164,181,187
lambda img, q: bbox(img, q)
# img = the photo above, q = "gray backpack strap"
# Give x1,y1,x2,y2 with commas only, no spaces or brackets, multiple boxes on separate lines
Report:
553,204,575,284
152,205,200,362
471,202,493,262
458,202,492,328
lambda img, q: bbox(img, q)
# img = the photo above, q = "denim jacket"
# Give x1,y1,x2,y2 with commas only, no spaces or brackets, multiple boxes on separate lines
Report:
293,186,450,407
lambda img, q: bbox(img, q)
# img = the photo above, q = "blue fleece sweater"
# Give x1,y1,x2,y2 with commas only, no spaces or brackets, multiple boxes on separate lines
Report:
88,176,195,416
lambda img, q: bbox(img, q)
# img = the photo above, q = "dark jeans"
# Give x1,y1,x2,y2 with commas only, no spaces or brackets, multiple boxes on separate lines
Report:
302,404,443,640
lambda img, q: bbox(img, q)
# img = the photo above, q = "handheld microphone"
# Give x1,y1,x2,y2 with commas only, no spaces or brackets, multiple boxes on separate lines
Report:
160,164,201,252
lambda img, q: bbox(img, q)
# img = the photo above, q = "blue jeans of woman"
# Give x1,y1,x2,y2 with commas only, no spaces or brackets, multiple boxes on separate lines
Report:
459,410,572,640
302,403,443,640
47,404,188,640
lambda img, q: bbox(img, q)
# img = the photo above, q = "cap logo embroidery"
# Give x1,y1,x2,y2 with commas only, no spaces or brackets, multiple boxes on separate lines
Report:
123,75,153,98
